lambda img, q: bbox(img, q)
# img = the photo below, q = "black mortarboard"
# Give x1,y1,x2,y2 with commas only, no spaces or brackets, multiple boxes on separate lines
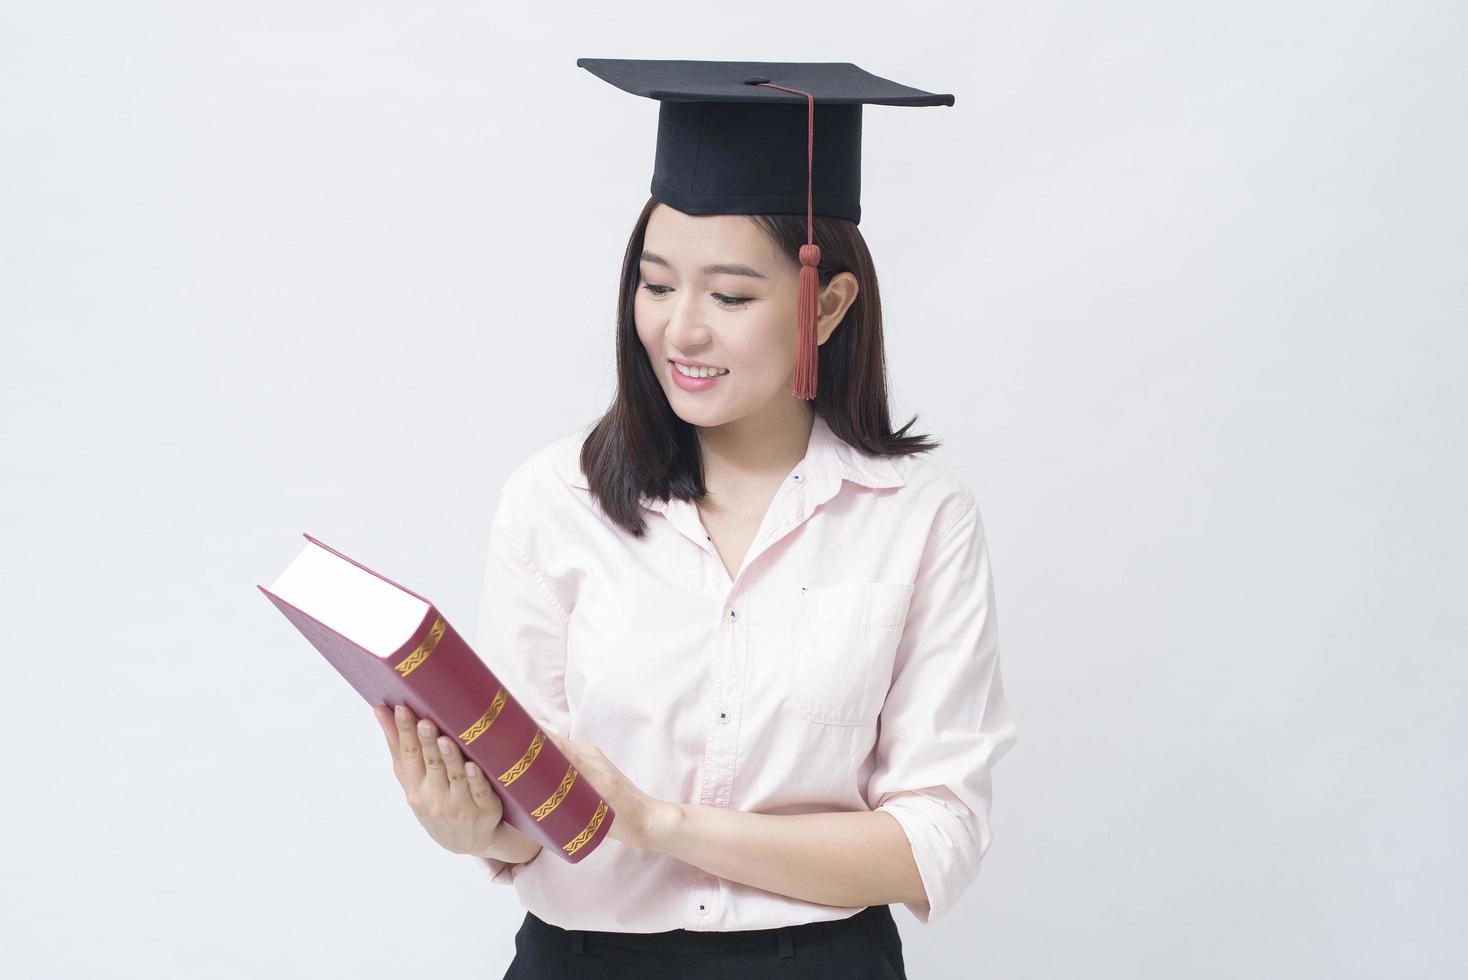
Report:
577,58,955,399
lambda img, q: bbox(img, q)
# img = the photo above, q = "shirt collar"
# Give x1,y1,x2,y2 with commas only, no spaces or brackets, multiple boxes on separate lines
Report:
567,414,904,511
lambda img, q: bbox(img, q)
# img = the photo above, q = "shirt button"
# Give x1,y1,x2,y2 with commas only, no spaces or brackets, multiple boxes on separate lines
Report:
697,904,707,914
728,609,737,619
718,711,728,723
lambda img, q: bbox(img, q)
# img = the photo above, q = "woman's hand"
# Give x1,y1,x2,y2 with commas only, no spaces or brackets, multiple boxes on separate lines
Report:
372,703,505,857
543,728,677,852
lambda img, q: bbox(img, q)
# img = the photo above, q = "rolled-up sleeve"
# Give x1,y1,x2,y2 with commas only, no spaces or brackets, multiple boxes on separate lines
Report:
867,492,1019,924
470,471,574,884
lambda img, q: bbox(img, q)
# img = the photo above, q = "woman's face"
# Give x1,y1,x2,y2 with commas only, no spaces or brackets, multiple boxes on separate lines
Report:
634,204,856,429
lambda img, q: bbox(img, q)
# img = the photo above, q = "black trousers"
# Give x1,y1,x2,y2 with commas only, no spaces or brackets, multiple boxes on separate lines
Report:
502,902,907,979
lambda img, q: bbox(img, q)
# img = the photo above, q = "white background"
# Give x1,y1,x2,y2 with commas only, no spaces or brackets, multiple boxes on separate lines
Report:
3,2,1464,978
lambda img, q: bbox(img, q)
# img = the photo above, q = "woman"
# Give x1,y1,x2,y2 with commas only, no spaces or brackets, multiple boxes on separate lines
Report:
371,59,1018,978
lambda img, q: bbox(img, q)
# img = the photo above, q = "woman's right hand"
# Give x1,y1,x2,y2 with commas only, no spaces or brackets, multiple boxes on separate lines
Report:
372,702,505,857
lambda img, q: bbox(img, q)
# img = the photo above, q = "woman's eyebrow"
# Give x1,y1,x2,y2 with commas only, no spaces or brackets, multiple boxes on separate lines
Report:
640,251,769,280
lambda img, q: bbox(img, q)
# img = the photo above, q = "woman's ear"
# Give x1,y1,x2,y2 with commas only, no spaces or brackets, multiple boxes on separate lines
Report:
817,271,860,345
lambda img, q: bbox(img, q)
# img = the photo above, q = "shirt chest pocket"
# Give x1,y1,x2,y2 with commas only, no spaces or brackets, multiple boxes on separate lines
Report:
789,581,916,727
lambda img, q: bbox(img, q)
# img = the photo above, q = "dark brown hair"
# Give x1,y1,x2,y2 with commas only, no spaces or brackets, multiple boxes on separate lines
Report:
578,195,940,537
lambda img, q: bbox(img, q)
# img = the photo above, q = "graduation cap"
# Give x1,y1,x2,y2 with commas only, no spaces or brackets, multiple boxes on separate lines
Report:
577,58,954,400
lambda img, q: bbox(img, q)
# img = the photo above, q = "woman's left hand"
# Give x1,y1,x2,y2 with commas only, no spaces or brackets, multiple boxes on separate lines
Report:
545,729,674,852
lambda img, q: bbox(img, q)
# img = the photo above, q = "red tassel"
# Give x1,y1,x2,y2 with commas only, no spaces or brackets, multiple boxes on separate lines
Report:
792,243,821,399
754,79,821,401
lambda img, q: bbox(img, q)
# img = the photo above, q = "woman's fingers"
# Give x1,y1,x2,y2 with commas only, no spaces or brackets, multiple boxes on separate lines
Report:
464,758,503,816
384,704,498,831
416,717,450,795
392,704,427,785
378,703,506,855
436,734,474,805
439,736,503,823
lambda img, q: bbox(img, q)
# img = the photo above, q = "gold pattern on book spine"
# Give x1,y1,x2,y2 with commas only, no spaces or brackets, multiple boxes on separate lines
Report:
563,799,609,856
498,730,546,786
531,766,577,821
459,689,508,744
393,617,446,677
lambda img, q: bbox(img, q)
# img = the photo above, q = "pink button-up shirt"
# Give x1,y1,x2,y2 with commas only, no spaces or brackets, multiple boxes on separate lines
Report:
471,413,1018,932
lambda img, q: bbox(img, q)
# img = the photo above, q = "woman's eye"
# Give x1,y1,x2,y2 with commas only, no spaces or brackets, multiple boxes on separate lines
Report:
639,283,752,309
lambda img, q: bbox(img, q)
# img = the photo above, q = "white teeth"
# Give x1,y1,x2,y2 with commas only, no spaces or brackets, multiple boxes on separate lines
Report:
673,361,729,378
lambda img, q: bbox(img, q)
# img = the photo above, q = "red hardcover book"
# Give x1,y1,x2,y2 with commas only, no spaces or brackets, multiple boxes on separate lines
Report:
258,532,612,866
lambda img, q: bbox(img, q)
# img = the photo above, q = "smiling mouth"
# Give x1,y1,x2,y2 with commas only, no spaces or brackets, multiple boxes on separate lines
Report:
670,360,730,378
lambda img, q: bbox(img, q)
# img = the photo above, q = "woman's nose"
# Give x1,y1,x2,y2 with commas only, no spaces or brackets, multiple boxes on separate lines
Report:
664,295,710,347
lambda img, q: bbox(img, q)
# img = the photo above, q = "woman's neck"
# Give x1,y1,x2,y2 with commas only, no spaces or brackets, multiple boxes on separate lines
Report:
696,406,816,501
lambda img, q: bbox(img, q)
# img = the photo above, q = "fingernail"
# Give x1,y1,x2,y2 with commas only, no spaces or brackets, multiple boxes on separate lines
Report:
394,705,405,721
